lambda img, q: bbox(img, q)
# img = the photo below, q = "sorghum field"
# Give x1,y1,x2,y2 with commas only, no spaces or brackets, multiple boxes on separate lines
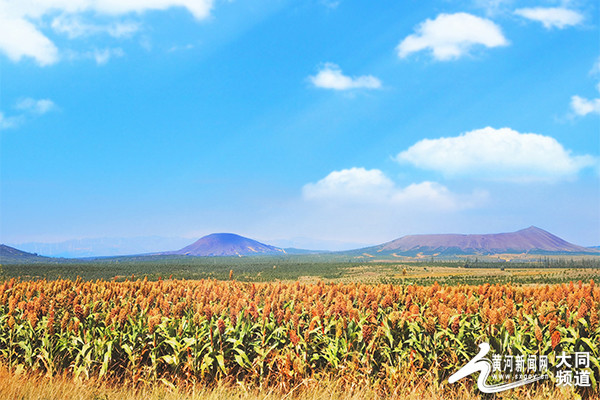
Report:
0,277,598,399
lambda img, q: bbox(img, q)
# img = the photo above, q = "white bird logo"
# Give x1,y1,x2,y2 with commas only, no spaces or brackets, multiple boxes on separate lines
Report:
448,343,544,393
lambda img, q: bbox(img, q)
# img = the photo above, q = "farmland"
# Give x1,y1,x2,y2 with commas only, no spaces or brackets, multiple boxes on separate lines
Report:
0,270,598,399
1,254,599,285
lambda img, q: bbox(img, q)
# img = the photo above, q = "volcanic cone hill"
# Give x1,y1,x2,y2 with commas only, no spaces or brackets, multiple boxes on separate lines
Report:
170,233,286,257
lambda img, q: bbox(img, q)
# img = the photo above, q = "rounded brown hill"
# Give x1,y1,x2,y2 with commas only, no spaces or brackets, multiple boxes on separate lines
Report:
376,226,596,255
173,233,285,257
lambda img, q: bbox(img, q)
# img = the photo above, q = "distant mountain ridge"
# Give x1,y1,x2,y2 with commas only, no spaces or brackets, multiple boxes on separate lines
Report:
361,226,597,256
0,244,51,263
3,227,598,261
168,233,286,257
9,236,192,258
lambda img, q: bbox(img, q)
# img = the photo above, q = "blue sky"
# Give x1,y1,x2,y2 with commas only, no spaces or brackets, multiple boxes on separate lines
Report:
1,0,599,253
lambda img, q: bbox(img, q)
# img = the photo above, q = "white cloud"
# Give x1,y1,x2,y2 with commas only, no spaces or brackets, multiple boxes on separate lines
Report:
108,22,140,38
303,168,394,200
0,112,23,130
64,47,125,64
397,13,508,61
302,167,485,210
0,11,59,65
16,98,56,115
2,0,212,21
396,127,596,182
514,7,583,29
389,181,487,209
168,43,195,52
51,15,140,39
568,58,600,117
51,15,89,39
0,98,57,130
309,63,382,90
0,0,213,66
472,0,513,15
571,95,600,116
90,48,125,65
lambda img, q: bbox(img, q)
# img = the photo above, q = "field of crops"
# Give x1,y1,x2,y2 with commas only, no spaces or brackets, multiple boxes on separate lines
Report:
0,277,598,398
3,256,599,285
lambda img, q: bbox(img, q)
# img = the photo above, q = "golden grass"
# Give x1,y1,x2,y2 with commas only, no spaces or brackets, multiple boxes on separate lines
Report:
0,366,592,400
337,264,600,285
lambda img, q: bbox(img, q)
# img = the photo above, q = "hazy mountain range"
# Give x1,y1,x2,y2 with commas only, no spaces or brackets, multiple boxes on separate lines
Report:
6,236,193,258
358,226,595,256
7,236,362,258
0,244,52,263
2,227,599,262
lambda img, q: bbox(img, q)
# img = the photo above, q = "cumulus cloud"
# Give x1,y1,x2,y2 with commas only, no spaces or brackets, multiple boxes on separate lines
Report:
514,7,583,29
16,98,56,115
397,13,508,61
571,95,600,116
303,168,394,200
0,11,59,66
396,127,596,182
309,63,382,90
0,0,213,66
302,167,485,210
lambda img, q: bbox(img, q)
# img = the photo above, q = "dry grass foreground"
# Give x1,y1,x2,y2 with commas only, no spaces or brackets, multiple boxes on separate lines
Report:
0,366,592,400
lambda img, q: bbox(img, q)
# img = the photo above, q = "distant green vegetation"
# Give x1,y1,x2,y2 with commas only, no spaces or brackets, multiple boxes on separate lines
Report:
1,253,599,285
378,269,600,286
0,254,352,282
